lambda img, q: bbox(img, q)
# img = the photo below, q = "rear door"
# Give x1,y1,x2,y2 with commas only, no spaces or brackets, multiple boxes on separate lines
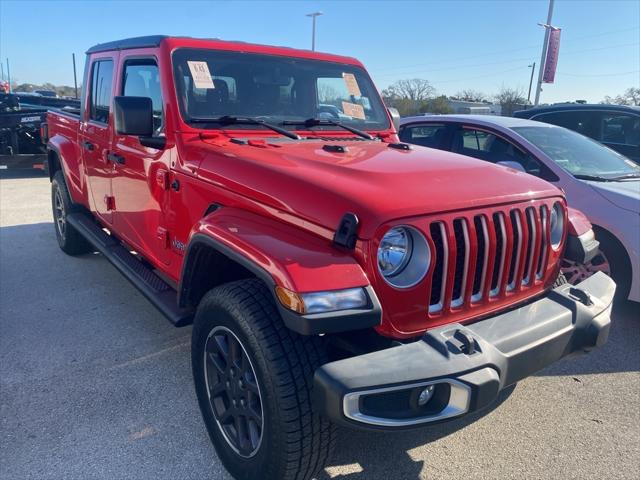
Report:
80,54,118,224
110,53,173,266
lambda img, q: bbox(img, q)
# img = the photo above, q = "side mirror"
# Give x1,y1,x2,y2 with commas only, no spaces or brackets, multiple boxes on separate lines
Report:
113,96,165,149
496,160,527,173
388,107,401,132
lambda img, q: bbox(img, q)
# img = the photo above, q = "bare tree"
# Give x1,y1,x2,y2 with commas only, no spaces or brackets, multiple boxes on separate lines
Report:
454,89,487,102
494,86,527,116
422,96,453,114
381,79,435,103
603,87,640,106
317,84,341,103
381,78,436,116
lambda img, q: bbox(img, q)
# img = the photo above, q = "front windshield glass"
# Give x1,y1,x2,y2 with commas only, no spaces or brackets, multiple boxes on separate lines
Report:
172,48,390,131
513,125,640,179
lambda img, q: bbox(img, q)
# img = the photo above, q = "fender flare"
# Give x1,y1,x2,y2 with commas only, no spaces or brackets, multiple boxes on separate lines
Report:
48,134,84,204
178,208,381,335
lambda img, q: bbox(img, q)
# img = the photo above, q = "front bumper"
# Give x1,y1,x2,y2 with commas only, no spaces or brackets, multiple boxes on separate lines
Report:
314,272,615,429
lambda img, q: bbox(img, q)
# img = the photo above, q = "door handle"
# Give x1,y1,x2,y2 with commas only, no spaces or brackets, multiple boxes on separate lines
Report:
82,141,94,151
107,152,125,165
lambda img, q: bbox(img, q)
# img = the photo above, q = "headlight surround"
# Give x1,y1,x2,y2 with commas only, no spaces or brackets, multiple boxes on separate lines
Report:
377,226,430,288
549,202,565,250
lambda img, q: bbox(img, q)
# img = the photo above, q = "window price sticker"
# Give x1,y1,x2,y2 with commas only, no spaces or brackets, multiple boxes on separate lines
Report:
187,61,215,89
341,101,365,120
342,73,361,97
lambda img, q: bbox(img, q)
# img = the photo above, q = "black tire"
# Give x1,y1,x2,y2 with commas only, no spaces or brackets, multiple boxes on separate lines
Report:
191,279,335,480
51,170,93,255
552,272,568,288
594,227,632,301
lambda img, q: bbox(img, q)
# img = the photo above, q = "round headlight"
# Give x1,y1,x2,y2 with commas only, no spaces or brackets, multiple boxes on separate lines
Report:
378,227,412,277
377,226,430,288
549,202,565,250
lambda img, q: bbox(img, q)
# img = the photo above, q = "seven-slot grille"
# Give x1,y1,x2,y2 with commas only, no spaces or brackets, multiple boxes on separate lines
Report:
427,203,552,315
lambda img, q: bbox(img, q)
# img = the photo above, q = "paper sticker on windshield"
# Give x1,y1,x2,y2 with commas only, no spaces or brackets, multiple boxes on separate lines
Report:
187,61,215,89
342,101,365,120
342,73,361,97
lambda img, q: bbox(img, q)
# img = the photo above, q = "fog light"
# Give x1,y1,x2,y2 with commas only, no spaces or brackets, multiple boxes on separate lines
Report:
418,385,435,406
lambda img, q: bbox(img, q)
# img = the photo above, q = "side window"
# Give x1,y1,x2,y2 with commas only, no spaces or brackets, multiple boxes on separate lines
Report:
601,113,640,146
453,128,508,159
398,124,449,150
453,128,548,178
89,60,114,123
534,111,599,139
122,59,164,132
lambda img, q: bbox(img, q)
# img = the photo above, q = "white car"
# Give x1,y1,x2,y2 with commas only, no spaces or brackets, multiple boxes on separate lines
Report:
399,115,640,301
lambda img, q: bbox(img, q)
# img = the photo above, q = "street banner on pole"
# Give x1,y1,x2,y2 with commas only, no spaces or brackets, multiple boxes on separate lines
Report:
542,27,561,83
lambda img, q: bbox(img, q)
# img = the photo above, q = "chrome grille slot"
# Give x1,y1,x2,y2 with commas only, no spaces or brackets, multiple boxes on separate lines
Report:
428,222,447,313
507,210,522,291
451,219,469,308
471,216,488,302
490,212,507,297
536,206,549,279
523,207,537,285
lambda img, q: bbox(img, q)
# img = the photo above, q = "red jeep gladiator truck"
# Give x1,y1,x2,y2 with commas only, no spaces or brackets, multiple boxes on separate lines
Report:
45,36,614,480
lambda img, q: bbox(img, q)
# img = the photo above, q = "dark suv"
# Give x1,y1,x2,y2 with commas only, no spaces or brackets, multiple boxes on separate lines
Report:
514,104,640,163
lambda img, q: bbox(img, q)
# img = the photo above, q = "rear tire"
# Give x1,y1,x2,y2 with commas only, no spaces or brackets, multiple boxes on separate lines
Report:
51,170,93,255
191,279,335,480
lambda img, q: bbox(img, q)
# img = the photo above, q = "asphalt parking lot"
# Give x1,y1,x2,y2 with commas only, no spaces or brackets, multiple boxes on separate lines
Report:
1,173,639,480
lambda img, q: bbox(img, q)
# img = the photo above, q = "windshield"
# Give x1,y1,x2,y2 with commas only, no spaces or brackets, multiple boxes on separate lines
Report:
513,125,640,179
172,48,390,131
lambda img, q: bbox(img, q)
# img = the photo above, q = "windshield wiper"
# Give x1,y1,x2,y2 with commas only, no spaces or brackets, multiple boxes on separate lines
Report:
609,173,640,181
282,118,374,140
573,174,615,182
190,115,301,140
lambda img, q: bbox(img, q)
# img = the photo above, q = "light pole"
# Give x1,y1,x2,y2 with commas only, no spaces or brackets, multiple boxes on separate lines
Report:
306,11,322,51
534,0,555,105
6,58,11,93
527,62,536,105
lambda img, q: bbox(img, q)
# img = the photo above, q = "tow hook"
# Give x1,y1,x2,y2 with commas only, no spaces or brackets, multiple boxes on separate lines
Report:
449,329,477,355
569,287,594,306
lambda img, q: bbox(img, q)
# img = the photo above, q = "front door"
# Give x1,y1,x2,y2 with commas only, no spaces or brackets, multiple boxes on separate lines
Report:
111,55,172,266
80,56,117,224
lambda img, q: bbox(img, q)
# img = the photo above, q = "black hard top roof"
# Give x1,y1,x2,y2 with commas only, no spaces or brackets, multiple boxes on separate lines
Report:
86,35,169,54
515,103,640,117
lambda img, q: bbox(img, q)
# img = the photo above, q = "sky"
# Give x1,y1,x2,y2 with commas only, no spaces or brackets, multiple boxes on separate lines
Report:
0,0,638,104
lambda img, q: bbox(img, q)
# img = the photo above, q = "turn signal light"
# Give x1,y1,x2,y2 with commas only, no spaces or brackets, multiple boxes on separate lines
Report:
275,286,305,314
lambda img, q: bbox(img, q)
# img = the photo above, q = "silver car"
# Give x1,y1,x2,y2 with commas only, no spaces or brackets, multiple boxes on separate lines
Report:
399,115,640,302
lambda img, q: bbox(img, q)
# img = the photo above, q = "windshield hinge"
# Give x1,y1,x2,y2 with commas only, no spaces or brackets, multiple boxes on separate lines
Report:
333,213,359,249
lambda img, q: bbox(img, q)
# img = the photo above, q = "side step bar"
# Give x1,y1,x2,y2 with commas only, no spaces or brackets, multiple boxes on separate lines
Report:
67,212,194,327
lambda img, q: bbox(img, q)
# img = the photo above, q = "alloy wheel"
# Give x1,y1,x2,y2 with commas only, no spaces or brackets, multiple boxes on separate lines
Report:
54,188,66,238
560,250,611,285
204,326,264,458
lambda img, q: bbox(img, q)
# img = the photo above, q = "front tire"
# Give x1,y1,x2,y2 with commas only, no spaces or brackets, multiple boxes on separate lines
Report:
594,227,631,301
191,279,335,480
